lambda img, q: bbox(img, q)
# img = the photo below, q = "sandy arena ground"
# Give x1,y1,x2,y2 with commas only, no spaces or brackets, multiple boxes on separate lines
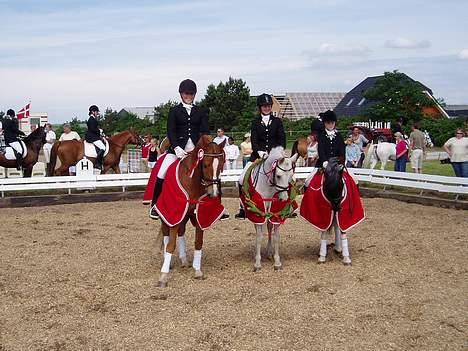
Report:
0,197,466,350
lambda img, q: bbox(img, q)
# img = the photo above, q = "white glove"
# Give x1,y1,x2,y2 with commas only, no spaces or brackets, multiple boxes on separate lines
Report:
322,161,329,169
174,146,187,159
258,151,268,159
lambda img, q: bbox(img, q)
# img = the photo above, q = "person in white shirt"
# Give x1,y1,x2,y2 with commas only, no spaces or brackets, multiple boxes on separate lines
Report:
224,137,240,170
444,128,468,177
213,128,229,145
43,123,56,172
59,124,81,141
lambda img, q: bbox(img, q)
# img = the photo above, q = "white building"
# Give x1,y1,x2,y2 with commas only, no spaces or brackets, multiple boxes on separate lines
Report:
19,112,48,133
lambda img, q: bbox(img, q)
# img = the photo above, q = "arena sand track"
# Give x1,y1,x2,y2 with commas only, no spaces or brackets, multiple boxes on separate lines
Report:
0,198,466,351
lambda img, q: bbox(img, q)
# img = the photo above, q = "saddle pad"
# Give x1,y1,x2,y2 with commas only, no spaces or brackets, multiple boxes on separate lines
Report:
84,140,110,158
2,141,27,160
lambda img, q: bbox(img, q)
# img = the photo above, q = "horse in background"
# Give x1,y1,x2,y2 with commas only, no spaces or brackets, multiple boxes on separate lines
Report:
0,126,46,177
48,128,141,175
239,147,298,271
155,135,226,287
363,131,433,170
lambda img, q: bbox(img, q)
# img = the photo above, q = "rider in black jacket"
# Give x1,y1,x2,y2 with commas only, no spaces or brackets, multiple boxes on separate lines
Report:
85,105,105,169
2,109,25,169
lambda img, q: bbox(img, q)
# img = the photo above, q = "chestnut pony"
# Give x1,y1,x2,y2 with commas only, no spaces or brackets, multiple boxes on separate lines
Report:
0,126,46,177
48,128,141,175
156,135,225,287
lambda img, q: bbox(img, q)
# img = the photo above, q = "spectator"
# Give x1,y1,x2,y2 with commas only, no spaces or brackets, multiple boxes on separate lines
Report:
394,132,408,172
43,123,56,174
444,128,468,177
345,136,360,168
224,136,240,170
240,133,252,167
147,137,160,169
409,123,425,174
306,134,318,167
141,135,152,172
350,126,368,167
213,127,229,145
59,123,81,141
30,124,38,132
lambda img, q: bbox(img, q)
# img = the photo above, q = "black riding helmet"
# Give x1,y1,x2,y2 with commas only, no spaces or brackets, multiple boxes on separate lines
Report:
257,93,273,107
6,109,15,117
178,79,197,94
321,110,337,123
89,105,100,115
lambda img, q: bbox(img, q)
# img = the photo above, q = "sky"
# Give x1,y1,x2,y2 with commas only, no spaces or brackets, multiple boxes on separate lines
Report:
1,0,467,123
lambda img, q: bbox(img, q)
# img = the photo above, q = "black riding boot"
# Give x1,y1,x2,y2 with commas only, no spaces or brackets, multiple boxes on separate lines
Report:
234,184,246,220
95,149,105,170
14,150,23,170
149,178,164,220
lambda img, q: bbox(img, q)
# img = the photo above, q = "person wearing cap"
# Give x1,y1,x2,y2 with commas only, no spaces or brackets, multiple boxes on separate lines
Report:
85,105,106,170
149,79,210,220
240,133,252,167
234,93,286,219
394,132,408,172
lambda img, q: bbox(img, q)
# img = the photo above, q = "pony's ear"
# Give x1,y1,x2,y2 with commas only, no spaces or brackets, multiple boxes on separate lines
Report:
219,139,226,148
197,134,212,148
290,153,299,163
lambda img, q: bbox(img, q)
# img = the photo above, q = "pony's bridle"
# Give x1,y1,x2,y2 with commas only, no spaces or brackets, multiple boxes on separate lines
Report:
255,159,295,194
198,145,225,188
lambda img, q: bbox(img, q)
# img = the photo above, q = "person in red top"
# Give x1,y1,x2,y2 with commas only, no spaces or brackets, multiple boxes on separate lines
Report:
141,135,152,172
394,132,408,172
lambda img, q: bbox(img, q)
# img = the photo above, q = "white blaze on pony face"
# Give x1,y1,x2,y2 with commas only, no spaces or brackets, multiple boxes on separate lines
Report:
275,158,294,201
209,157,219,197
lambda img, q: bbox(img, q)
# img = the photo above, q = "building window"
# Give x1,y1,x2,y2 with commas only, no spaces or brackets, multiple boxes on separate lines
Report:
358,98,366,106
346,98,354,107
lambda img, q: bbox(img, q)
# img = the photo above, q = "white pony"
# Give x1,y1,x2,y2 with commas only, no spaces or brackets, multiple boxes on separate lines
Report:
364,131,433,170
239,147,298,271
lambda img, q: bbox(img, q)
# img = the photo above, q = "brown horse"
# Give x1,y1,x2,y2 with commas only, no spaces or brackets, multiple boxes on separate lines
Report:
291,136,309,164
156,135,226,287
0,126,46,177
48,128,141,176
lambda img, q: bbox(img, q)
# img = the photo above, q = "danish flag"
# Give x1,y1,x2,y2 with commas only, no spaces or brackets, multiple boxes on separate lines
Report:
16,102,31,120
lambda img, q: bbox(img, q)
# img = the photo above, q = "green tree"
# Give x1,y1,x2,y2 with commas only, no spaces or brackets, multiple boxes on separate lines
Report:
363,70,435,122
199,77,256,132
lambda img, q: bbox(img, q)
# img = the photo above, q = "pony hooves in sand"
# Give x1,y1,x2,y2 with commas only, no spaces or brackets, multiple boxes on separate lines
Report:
274,265,283,271
253,266,261,272
194,270,204,279
156,281,168,288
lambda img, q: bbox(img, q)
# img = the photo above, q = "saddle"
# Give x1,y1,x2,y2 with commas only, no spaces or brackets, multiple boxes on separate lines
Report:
83,139,110,158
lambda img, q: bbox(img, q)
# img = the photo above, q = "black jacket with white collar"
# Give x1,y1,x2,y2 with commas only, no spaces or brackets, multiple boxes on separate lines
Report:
250,114,286,161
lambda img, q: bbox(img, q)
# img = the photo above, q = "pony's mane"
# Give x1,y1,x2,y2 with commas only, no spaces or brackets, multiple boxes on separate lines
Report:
23,127,44,143
268,146,285,161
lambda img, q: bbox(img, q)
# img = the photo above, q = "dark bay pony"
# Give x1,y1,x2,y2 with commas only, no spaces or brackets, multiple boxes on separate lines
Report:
156,135,225,287
48,128,141,175
0,126,46,177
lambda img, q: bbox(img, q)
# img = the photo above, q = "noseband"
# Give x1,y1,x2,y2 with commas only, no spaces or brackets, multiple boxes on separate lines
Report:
257,159,295,193
197,143,225,188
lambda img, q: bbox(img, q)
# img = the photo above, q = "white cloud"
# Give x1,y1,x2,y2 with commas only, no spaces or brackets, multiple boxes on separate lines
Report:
316,43,370,56
459,49,468,59
385,38,431,49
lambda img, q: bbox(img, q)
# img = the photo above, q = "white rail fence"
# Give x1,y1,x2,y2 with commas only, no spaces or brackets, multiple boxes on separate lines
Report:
1,168,467,199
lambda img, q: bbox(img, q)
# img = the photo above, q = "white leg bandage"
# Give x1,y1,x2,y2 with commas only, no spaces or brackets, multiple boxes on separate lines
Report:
161,252,172,273
320,239,328,257
163,236,169,253
178,235,186,259
341,233,350,258
334,226,342,252
192,250,202,271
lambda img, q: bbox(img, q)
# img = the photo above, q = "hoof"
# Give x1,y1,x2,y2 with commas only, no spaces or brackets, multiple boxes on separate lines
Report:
253,266,261,272
334,249,343,258
274,265,283,271
194,270,204,280
317,256,326,264
343,261,352,266
156,281,168,288
180,258,189,268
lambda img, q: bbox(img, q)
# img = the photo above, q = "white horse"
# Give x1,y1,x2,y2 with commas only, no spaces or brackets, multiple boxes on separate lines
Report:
364,131,433,170
239,147,298,271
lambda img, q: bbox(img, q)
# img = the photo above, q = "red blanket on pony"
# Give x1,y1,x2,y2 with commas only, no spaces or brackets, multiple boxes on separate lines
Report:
142,153,167,204
240,174,298,225
155,159,225,229
300,171,365,232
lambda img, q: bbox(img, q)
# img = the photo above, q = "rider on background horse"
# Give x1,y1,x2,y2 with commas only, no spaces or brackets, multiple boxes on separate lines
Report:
235,93,286,220
149,79,210,219
2,109,26,170
85,105,106,170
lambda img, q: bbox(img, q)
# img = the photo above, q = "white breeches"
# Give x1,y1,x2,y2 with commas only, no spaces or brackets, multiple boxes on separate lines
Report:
225,159,237,170
93,140,105,150
43,143,53,163
157,153,177,179
9,141,23,154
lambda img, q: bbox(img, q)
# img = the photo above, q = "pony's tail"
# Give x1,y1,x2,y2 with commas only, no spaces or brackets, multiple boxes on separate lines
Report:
47,142,60,176
363,142,375,168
